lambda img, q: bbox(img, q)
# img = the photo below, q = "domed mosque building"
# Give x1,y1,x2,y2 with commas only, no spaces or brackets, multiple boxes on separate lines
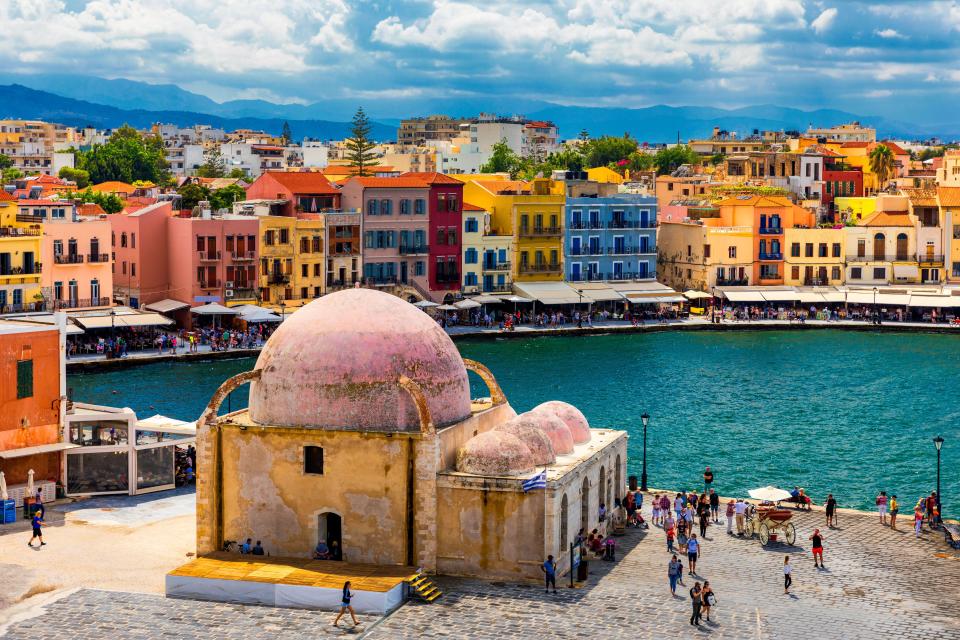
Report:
190,289,627,587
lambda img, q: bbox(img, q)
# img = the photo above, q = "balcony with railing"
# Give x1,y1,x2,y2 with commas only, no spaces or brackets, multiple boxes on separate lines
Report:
917,254,945,266
398,244,429,255
0,226,41,237
803,278,829,286
569,271,652,282
54,253,84,265
15,214,45,224
198,251,222,262
758,226,784,235
519,263,562,275
87,253,110,263
716,277,749,286
53,296,111,310
608,220,657,229
519,226,562,238
436,271,461,283
482,261,511,272
758,271,781,282
199,279,222,289
0,301,47,314
230,251,256,261
326,279,361,291
0,263,42,276
568,247,604,257
483,283,513,293
265,273,290,285
568,221,603,230
229,287,257,300
758,251,782,261
607,246,640,256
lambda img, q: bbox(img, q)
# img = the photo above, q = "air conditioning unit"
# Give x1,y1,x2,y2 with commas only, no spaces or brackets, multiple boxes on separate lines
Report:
225,289,234,298
225,281,234,288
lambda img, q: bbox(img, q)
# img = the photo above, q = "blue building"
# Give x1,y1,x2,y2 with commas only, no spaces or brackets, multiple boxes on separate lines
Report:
564,190,658,282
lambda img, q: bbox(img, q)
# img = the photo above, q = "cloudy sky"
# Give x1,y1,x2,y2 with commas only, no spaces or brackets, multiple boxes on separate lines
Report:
2,0,958,121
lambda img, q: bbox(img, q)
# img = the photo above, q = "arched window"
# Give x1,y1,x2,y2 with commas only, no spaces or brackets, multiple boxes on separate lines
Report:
120,232,128,248
873,233,885,260
560,494,568,551
896,233,908,261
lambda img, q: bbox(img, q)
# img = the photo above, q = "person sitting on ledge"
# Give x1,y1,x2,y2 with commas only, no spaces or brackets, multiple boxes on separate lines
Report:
313,541,331,560
252,540,265,556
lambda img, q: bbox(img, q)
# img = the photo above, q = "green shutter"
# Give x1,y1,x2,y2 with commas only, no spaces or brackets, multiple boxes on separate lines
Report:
16,359,33,399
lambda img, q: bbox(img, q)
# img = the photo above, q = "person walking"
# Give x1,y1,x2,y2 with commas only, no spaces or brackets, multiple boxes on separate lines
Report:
542,555,557,593
725,499,735,535
660,494,671,527
687,533,700,576
27,511,45,547
701,581,715,622
734,498,747,536
825,494,837,528
889,495,899,531
689,582,703,626
783,556,793,594
333,581,360,627
709,489,720,523
810,529,825,568
914,505,924,538
665,515,676,552
876,491,888,525
652,493,661,526
668,554,681,595
698,501,709,537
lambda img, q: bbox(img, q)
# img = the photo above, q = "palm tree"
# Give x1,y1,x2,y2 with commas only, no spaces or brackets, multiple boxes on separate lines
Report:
869,144,895,193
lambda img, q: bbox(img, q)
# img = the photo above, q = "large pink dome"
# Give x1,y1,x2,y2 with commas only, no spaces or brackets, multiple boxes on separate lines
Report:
456,431,535,476
518,411,574,455
532,401,591,444
248,289,471,431
495,416,556,465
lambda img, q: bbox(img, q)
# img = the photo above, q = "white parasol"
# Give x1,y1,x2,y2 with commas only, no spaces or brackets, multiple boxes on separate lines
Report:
748,486,793,502
454,299,482,310
413,300,439,308
683,290,712,299
0,470,7,501
436,304,459,311
26,469,35,498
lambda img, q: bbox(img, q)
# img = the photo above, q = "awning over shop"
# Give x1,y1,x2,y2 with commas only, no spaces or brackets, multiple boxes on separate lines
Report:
135,415,197,436
908,295,957,308
575,283,624,302
893,264,920,279
470,295,503,304
821,291,847,303
761,290,800,302
73,312,174,329
875,293,911,305
0,442,80,459
846,291,877,304
722,290,766,302
144,299,190,313
797,292,826,304
683,290,712,299
513,282,583,305
454,299,482,310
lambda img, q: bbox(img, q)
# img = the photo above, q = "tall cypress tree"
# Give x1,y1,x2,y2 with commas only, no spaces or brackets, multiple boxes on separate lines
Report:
345,107,379,176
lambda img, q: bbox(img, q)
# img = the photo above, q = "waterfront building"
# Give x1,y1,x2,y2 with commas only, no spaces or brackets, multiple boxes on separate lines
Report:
110,201,174,308
654,173,720,211
843,195,917,285
191,288,626,586
903,188,945,284
463,178,565,282
245,171,342,218
257,213,325,307
939,187,960,282
407,172,464,298
323,211,362,292
0,193,44,314
936,150,960,187
688,128,768,156
783,227,845,286
657,220,753,292
40,205,113,310
461,202,513,294
340,175,433,299
821,149,864,214
832,141,910,194
563,182,657,282
0,317,66,499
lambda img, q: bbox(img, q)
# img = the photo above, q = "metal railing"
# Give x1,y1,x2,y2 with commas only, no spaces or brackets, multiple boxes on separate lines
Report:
16,214,45,224
398,245,429,255
568,271,653,282
436,271,460,283
568,247,604,257
758,227,784,235
568,221,603,230
758,252,782,260
758,273,781,280
716,278,749,286
0,227,41,237
87,253,110,263
266,274,290,285
803,278,829,286
519,227,562,237
199,279,222,289
198,251,222,262
482,262,511,271
54,254,84,264
483,283,513,293
0,302,47,314
917,254,945,265
53,297,111,310
230,251,256,261
0,263,42,275
519,263,562,274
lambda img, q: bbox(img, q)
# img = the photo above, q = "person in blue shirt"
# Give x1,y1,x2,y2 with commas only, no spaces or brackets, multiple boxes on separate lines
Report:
28,512,45,547
333,581,360,627
252,540,265,555
542,555,557,593
240,538,252,554
687,533,700,575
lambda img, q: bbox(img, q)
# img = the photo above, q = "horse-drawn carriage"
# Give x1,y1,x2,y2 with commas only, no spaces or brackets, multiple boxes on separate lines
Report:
746,505,797,545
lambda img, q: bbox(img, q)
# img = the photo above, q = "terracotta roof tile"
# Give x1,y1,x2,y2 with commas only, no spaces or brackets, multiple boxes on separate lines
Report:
401,172,463,185
861,210,913,226
901,188,938,207
473,179,530,194
262,171,340,195
91,181,137,195
462,202,486,211
347,176,430,189
938,187,960,207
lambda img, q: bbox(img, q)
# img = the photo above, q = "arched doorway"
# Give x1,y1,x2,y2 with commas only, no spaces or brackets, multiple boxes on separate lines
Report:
580,477,589,534
873,233,886,260
615,455,622,504
896,233,908,261
318,512,342,560
560,494,568,551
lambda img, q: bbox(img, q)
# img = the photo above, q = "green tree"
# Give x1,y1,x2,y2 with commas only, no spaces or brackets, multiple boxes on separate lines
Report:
209,184,247,212
345,107,379,176
626,152,655,173
653,145,700,174
74,124,171,185
578,129,590,142
709,152,726,166
58,166,91,189
281,121,293,145
868,144,895,191
582,135,639,168
177,183,212,211
62,188,123,214
196,148,226,178
227,168,248,179
480,139,527,178
0,153,11,170
2,167,23,183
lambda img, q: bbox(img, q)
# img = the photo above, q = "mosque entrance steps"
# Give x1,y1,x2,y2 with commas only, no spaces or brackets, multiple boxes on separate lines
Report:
407,572,443,602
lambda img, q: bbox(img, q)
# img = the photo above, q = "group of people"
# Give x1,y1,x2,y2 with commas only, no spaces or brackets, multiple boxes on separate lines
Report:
876,490,941,537
66,324,276,360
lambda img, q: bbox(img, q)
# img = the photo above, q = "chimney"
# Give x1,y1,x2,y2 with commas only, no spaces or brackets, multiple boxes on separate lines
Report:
198,200,212,219
712,127,720,139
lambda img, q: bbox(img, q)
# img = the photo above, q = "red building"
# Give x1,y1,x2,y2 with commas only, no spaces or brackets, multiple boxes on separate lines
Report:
403,173,463,296
244,171,341,216
822,153,864,214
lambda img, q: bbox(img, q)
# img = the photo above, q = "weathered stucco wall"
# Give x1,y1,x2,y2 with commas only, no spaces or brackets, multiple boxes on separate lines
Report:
219,425,416,564
437,402,516,471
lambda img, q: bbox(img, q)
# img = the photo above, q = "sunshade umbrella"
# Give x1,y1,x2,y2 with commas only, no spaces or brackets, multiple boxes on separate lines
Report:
436,304,458,310
0,470,7,501
501,295,532,303
454,299,482,310
243,312,282,323
683,290,712,299
413,300,439,308
190,302,239,315
472,295,503,304
748,486,793,502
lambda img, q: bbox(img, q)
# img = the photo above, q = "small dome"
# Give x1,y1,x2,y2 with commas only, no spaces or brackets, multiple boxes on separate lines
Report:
518,410,574,455
532,401,591,444
495,416,556,465
248,289,471,431
456,431,535,476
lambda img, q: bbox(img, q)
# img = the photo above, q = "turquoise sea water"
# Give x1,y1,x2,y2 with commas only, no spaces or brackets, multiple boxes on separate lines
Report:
68,331,960,515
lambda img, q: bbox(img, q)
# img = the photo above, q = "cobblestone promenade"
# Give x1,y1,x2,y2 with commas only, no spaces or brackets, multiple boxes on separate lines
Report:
2,505,958,640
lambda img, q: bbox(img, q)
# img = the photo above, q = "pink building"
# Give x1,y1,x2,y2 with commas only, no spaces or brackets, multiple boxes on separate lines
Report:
111,201,173,308
167,212,259,312
340,177,431,298
40,205,113,310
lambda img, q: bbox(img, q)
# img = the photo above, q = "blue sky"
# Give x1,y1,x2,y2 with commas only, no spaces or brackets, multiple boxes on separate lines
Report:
2,0,958,121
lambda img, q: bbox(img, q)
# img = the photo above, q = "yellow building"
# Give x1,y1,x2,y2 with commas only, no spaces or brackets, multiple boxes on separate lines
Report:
462,178,564,282
0,195,44,311
835,196,877,222
657,221,754,292
257,214,325,308
461,203,513,295
783,228,846,286
586,166,625,184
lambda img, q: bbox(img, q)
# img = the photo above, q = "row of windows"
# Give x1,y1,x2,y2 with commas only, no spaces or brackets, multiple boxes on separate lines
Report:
790,242,842,258
789,266,842,281
51,279,101,301
825,181,857,196
53,238,103,255
113,232,135,248
20,207,67,219
366,199,427,216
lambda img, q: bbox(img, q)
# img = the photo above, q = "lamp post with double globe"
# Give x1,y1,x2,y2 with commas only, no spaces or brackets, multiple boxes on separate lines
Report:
934,435,944,522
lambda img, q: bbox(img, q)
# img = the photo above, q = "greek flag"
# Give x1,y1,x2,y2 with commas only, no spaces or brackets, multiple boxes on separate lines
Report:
523,470,547,492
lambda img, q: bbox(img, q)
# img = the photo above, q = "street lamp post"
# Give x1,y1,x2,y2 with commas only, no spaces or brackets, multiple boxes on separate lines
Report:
577,289,583,328
279,300,286,322
640,413,650,491
934,435,944,523
711,286,717,324
873,286,879,325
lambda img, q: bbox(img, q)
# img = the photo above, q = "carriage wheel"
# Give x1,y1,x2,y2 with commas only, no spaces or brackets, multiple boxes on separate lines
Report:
745,515,755,537
785,523,796,545
758,524,770,545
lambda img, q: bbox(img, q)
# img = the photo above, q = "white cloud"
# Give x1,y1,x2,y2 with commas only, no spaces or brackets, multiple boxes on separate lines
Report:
875,28,907,39
865,89,893,98
811,8,837,34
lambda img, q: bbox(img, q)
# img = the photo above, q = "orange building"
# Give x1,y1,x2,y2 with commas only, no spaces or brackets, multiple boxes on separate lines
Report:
0,319,65,489
715,195,816,285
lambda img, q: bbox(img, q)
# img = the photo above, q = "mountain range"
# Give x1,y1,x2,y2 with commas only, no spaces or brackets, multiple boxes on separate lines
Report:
0,74,956,143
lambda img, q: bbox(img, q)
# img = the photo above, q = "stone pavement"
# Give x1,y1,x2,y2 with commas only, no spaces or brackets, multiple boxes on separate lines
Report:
3,504,958,639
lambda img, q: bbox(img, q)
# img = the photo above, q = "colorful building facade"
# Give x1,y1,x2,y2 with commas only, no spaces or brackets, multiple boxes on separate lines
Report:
41,212,113,310
461,203,513,294
258,214,325,307
783,228,846,286
0,194,43,313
